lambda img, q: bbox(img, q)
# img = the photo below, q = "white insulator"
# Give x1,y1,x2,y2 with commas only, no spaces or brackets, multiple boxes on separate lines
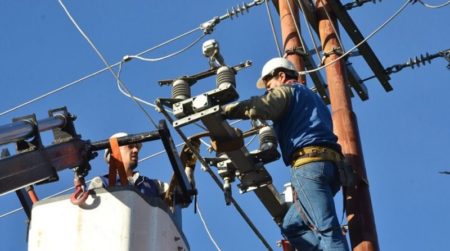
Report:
216,66,236,89
172,79,191,100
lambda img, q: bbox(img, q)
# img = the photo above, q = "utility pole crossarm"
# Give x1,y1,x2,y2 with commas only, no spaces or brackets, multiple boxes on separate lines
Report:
327,0,393,92
271,0,372,101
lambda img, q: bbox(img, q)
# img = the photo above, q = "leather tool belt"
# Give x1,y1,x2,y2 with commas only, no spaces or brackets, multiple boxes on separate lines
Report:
291,146,342,168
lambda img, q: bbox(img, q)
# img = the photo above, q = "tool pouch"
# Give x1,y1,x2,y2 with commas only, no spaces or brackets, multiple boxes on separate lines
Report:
337,158,356,187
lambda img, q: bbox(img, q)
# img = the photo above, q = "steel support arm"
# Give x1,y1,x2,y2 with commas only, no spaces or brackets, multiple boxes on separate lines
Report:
0,138,88,195
201,110,286,222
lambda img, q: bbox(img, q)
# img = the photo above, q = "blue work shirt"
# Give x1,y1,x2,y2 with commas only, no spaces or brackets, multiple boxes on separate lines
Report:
100,173,163,198
273,84,340,165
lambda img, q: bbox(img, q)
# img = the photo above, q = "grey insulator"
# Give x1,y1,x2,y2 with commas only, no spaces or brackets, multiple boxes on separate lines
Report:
259,126,277,151
216,66,236,89
172,79,191,100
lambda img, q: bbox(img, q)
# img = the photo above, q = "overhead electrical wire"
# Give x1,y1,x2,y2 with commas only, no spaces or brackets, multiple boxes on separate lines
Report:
115,60,211,132
196,201,223,251
1,0,442,118
0,1,445,250
296,0,413,76
285,0,309,56
417,0,450,8
125,34,206,63
0,0,409,214
58,0,160,129
115,61,215,151
0,66,112,117
156,103,273,250
318,0,347,52
0,15,202,118
296,0,322,62
51,4,273,249
246,135,258,147
0,185,76,219
264,0,283,57
0,139,188,219
0,120,254,220
0,0,264,118
57,3,235,249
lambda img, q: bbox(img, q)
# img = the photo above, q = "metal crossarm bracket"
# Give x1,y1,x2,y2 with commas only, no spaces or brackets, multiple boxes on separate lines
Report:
202,110,286,222
172,89,287,221
172,83,238,119
302,45,330,103
327,0,393,92
271,0,382,101
346,62,369,100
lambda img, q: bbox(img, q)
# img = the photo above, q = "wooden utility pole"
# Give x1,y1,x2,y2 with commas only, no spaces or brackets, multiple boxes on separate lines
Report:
315,0,379,250
279,0,305,83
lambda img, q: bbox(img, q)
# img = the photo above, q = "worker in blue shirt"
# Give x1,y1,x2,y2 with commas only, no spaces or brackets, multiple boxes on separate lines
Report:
223,57,349,251
90,132,168,199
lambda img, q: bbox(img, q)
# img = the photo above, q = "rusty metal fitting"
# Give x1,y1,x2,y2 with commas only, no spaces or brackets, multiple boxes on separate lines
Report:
321,47,344,65
284,47,308,57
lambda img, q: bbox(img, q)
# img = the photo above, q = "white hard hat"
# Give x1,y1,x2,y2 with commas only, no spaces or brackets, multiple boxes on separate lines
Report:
256,57,298,89
104,132,128,163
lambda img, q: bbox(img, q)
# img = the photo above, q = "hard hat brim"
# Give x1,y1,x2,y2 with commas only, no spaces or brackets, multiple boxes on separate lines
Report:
256,77,266,89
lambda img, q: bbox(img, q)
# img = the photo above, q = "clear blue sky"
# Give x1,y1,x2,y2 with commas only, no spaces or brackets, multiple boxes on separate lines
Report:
0,1,449,250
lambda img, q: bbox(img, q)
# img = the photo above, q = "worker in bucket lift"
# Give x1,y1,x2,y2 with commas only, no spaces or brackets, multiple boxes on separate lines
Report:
89,132,168,199
223,57,350,251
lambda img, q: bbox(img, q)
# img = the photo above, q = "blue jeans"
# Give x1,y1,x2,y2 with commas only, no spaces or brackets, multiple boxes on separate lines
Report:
280,161,349,251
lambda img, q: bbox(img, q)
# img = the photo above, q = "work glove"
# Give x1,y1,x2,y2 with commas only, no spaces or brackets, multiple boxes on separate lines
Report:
180,138,201,187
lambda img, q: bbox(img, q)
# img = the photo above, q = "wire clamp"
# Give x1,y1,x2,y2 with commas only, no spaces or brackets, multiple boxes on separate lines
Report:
439,49,450,69
284,47,308,57
321,47,344,65
200,17,220,34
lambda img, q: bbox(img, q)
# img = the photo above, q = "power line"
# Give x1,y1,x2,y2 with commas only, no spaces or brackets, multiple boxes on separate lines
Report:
296,0,322,63
58,0,159,129
284,0,310,60
196,201,223,251
264,0,282,57
115,61,210,132
297,0,412,75
125,33,206,63
0,14,201,119
0,185,76,219
0,66,112,117
318,0,346,52
417,0,450,8
0,0,264,118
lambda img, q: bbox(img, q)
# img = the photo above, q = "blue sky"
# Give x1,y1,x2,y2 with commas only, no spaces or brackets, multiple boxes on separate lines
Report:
0,1,449,250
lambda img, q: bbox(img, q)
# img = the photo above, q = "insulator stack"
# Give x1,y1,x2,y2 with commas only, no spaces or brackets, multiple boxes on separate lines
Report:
258,126,277,151
406,53,432,69
216,66,236,89
172,79,191,100
226,3,251,19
